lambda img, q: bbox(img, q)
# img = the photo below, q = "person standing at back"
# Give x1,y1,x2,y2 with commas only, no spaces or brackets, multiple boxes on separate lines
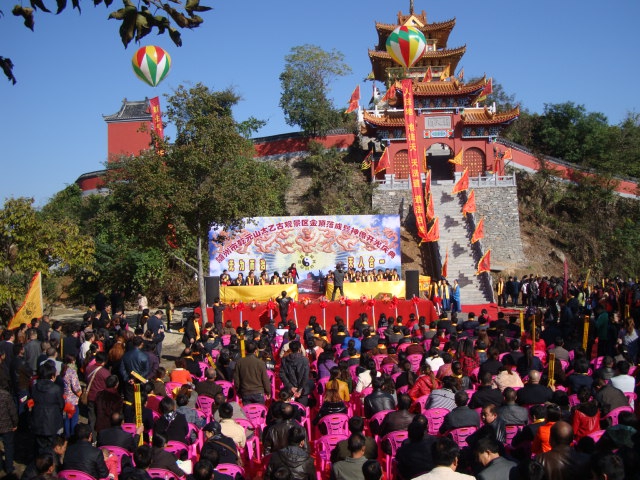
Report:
332,264,346,301
233,341,271,404
146,310,166,357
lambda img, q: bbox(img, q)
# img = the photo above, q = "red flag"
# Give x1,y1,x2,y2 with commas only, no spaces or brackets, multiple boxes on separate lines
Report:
441,248,449,278
375,147,391,174
360,149,373,170
502,148,513,161
345,85,360,113
424,217,440,242
471,217,485,243
452,169,469,194
476,249,491,275
426,193,435,221
461,189,476,216
423,66,433,82
381,84,395,103
476,78,493,102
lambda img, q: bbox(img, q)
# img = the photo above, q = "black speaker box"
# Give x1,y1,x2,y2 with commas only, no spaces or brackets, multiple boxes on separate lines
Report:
405,270,420,299
204,276,220,306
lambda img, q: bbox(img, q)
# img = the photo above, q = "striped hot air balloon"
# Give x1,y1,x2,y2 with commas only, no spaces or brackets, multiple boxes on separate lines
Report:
385,26,427,69
132,46,172,87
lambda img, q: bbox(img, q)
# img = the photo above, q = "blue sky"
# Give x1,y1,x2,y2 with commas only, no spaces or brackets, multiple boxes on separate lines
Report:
1,0,639,205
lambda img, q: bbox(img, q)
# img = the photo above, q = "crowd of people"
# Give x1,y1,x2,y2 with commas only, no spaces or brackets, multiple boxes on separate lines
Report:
2,275,640,480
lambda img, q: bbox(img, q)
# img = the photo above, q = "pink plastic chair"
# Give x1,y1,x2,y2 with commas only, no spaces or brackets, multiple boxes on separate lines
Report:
586,430,605,442
291,401,312,440
603,406,634,426
373,354,387,371
317,377,330,406
101,446,131,473
381,362,395,375
505,424,524,445
242,403,268,433
221,335,231,346
424,408,449,436
58,471,96,480
147,468,181,480
235,417,259,460
164,381,183,397
318,413,350,436
407,354,422,372
568,394,580,408
368,409,394,438
195,395,215,420
315,434,348,472
165,440,190,458
121,423,138,436
381,430,409,479
216,463,245,478
624,391,637,406
448,426,478,447
215,380,237,401
414,394,430,412
187,423,202,456
397,343,411,352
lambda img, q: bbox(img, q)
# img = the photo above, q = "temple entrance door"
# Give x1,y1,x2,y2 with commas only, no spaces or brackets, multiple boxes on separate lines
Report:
426,143,453,182
393,149,410,179
463,148,486,177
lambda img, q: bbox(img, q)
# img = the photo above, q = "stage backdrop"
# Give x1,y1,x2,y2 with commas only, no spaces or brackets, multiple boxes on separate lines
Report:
209,215,402,293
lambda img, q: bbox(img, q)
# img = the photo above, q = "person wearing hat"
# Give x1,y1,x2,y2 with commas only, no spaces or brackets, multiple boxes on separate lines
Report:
200,421,240,466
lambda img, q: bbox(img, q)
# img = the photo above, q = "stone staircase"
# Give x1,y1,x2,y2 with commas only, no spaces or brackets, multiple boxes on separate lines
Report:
430,183,494,305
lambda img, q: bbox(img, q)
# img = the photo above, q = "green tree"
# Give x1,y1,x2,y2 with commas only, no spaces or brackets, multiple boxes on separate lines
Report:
0,197,95,320
106,83,290,323
300,142,374,215
2,0,212,84
279,45,351,137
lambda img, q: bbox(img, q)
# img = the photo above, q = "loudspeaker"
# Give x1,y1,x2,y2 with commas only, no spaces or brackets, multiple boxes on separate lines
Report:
405,270,420,299
204,276,220,306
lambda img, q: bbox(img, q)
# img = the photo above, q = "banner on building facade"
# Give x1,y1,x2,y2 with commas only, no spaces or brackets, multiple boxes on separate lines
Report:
209,215,402,293
401,79,429,241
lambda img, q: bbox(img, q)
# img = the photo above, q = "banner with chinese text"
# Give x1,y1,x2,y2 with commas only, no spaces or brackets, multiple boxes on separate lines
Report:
401,79,428,240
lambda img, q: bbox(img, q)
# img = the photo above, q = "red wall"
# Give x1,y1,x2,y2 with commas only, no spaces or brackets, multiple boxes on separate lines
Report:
107,122,152,162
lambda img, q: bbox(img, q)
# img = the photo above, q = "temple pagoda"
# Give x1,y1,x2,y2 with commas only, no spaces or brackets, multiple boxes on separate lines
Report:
360,4,520,180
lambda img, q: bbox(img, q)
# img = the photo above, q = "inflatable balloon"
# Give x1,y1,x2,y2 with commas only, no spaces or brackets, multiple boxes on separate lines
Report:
385,26,427,69
132,46,171,87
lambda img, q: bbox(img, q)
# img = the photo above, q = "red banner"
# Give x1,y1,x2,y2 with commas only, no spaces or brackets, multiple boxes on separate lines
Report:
149,96,165,139
401,79,428,241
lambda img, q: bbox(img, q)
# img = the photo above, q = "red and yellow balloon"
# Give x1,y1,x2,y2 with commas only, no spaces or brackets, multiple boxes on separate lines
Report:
132,46,171,87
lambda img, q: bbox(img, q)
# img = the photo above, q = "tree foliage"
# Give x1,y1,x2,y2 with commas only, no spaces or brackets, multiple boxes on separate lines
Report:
105,83,290,321
0,196,95,320
279,45,352,137
300,142,374,215
2,0,211,84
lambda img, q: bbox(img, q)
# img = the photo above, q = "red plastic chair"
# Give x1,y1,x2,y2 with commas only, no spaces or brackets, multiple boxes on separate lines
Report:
216,463,245,478
58,471,97,480
315,434,348,472
448,426,478,447
381,430,409,479
318,413,350,436
424,408,449,436
242,403,268,433
603,406,634,426
147,468,181,480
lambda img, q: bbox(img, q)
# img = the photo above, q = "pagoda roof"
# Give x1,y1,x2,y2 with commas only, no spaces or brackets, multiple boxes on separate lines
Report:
103,98,152,123
414,76,486,97
375,16,456,50
362,105,520,128
369,45,466,81
460,106,521,125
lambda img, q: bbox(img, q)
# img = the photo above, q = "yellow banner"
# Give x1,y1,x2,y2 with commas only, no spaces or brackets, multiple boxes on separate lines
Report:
220,284,298,303
419,275,431,291
326,281,406,299
8,272,43,330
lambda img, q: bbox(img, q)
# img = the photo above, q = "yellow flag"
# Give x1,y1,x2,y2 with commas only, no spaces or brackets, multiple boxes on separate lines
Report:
449,148,464,165
8,272,43,330
440,65,450,80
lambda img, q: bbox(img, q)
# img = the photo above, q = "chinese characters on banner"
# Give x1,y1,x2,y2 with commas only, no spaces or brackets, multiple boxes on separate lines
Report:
401,79,429,241
149,96,165,139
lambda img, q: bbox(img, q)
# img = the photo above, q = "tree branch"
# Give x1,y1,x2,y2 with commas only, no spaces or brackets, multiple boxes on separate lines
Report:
171,254,198,275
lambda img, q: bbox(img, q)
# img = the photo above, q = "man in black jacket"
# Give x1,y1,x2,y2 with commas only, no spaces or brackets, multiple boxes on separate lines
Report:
97,412,142,452
396,416,437,480
264,425,315,480
31,362,64,454
279,341,311,406
440,390,480,434
62,424,109,480
469,371,504,409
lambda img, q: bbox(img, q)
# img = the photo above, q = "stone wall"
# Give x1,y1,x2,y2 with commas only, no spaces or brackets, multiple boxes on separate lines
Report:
372,184,526,269
474,186,525,268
